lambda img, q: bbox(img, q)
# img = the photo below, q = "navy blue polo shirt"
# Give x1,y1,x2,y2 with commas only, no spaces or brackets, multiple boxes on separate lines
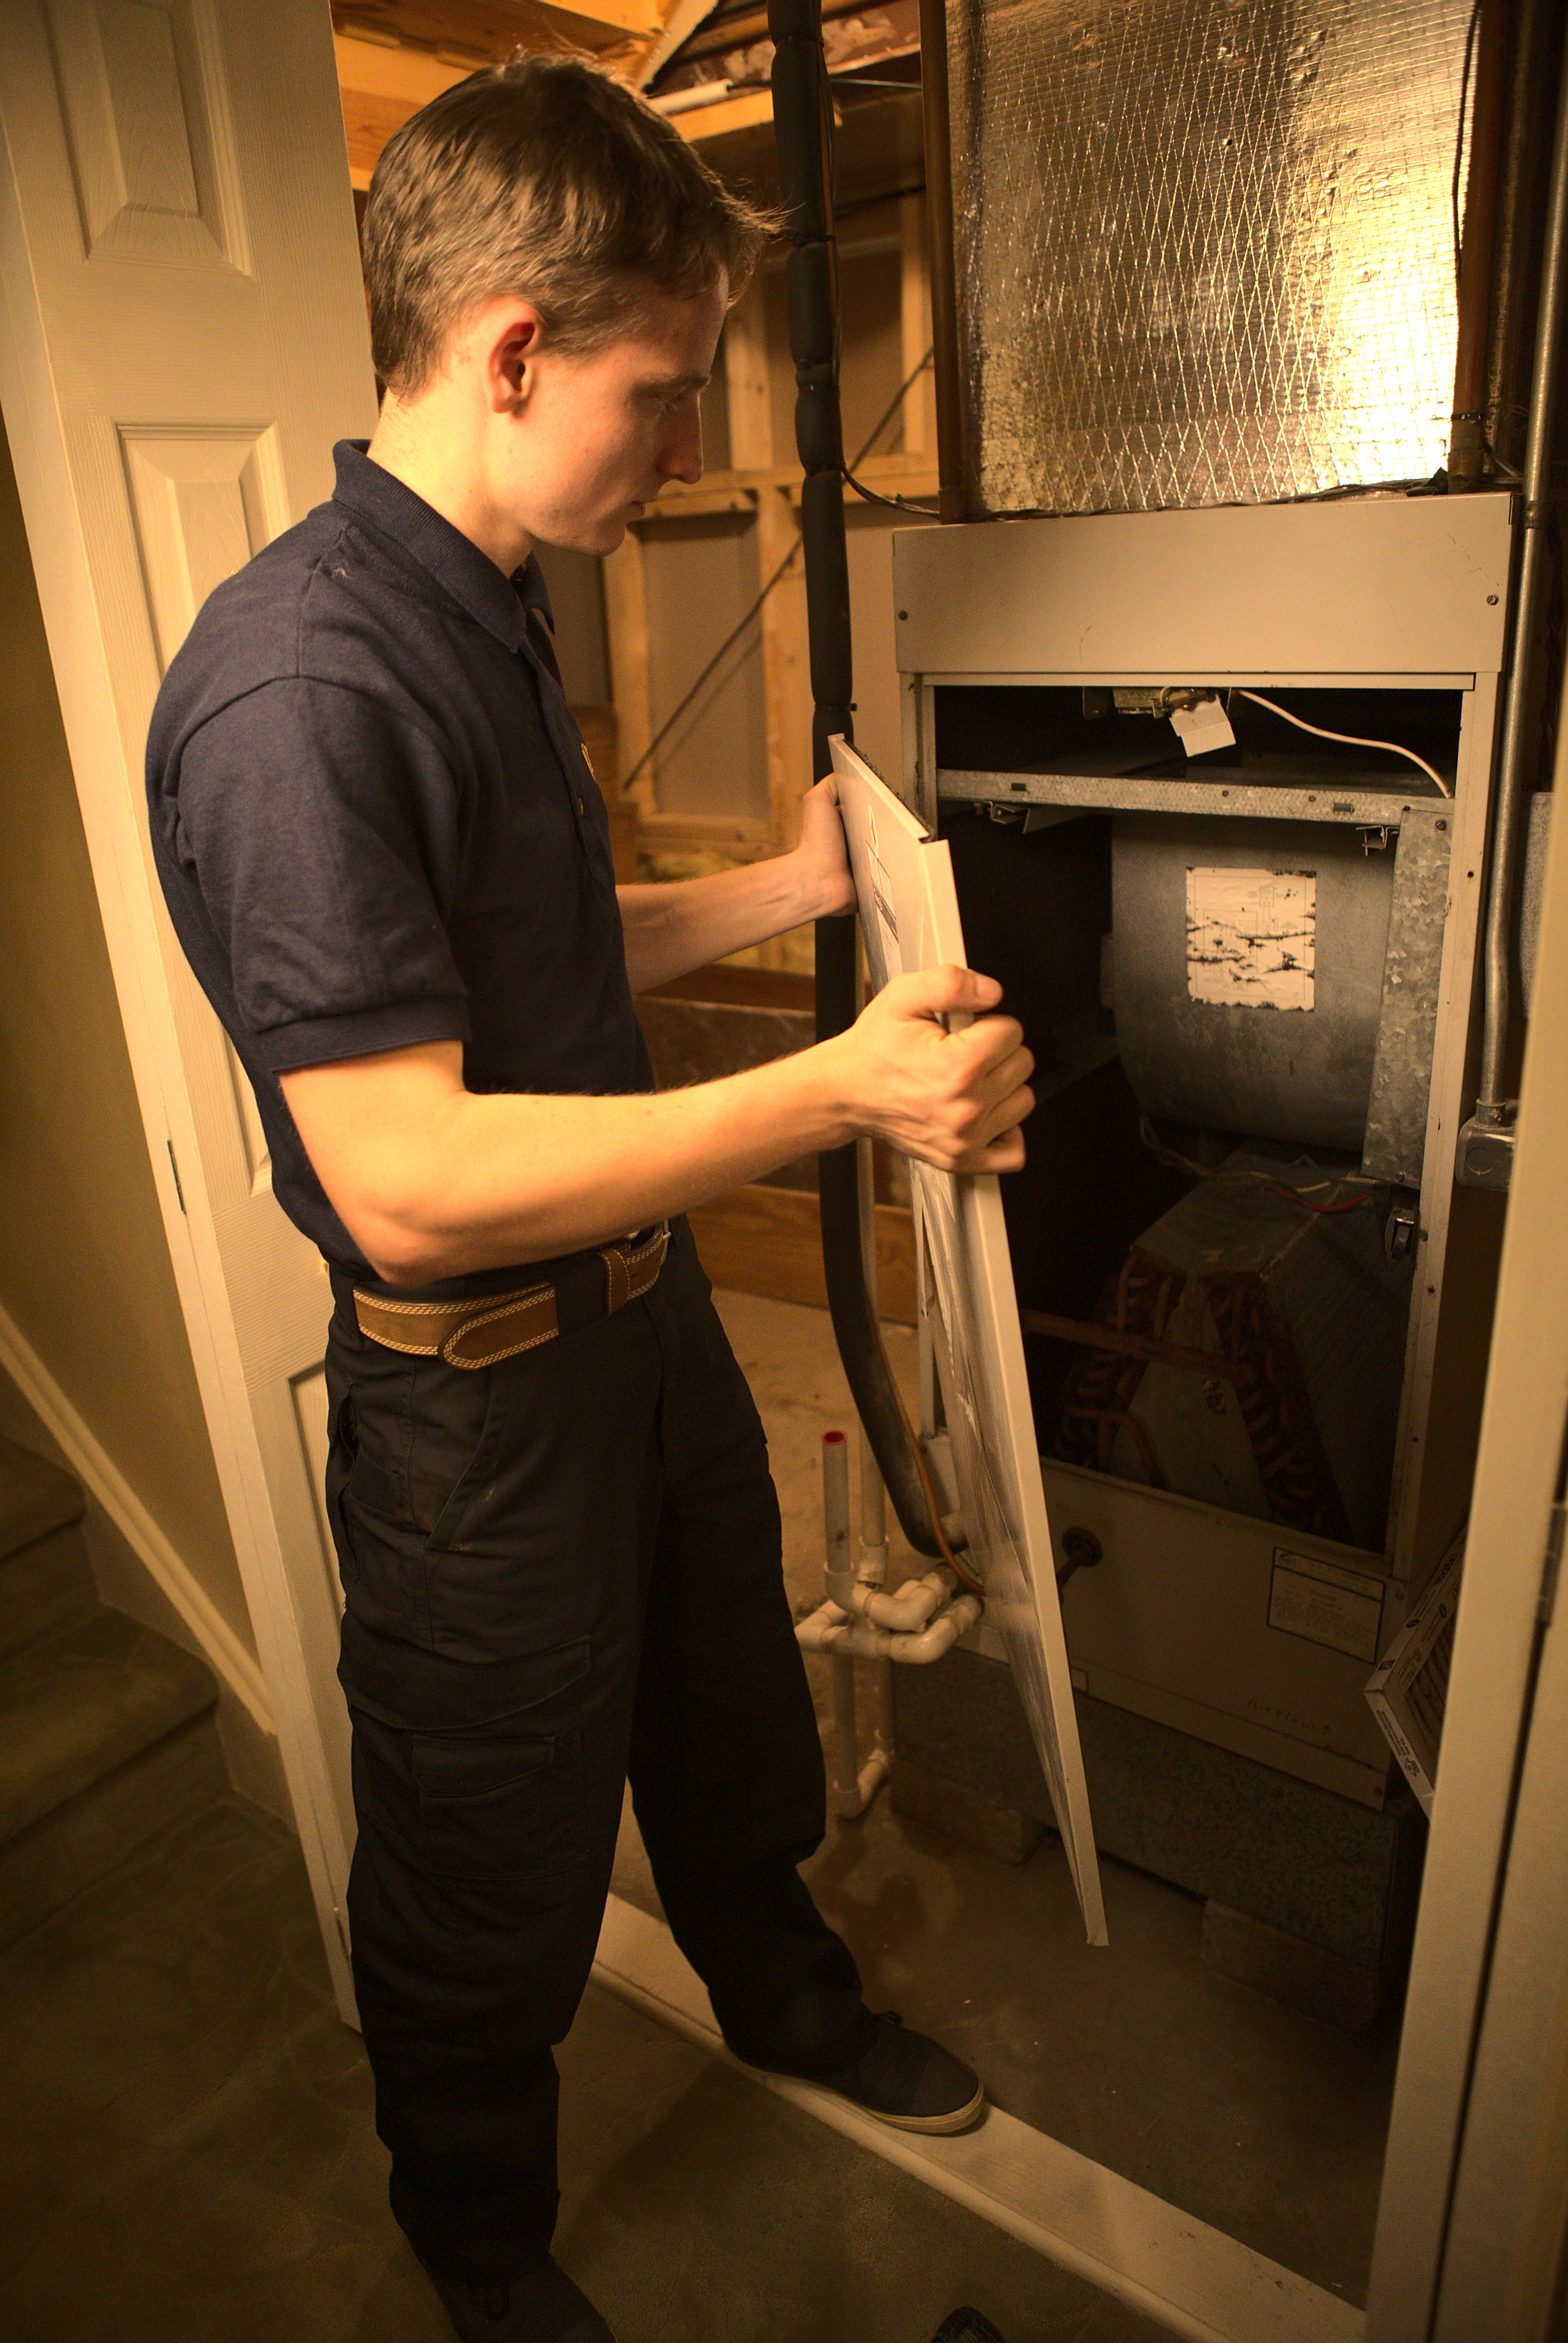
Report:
146,440,651,1273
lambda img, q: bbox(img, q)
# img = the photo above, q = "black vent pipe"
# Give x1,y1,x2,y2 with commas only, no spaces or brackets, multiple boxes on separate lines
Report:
769,0,940,1557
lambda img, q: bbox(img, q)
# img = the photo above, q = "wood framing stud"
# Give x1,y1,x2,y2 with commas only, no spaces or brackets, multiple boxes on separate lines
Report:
757,484,810,845
602,531,657,820
899,192,935,457
723,278,774,474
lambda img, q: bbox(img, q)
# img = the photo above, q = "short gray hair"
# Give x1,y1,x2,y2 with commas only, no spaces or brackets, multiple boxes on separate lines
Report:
364,54,773,395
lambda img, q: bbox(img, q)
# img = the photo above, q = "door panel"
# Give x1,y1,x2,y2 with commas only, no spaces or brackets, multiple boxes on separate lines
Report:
832,738,1108,1946
0,0,378,2014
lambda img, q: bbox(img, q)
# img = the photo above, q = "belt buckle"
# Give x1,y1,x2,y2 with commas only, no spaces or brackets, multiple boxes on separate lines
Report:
601,1220,669,1316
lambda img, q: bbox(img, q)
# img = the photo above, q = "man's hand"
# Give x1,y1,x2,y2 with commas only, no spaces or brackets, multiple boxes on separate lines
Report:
829,966,1036,1174
791,776,856,920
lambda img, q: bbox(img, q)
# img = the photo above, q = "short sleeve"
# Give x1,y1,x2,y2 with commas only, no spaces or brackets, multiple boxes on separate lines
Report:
170,676,470,1072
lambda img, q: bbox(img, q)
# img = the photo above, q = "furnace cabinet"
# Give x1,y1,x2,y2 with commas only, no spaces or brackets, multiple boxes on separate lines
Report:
886,493,1515,2009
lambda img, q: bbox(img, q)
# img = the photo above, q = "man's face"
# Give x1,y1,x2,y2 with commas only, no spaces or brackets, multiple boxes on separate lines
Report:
503,275,727,555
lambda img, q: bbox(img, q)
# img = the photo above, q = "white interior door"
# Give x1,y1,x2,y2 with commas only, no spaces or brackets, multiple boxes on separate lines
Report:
0,0,380,2017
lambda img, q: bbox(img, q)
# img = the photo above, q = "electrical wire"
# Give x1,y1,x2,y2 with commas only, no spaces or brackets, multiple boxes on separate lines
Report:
619,346,940,793
834,179,926,220
1136,1115,1382,1217
843,456,939,514
1232,687,1453,798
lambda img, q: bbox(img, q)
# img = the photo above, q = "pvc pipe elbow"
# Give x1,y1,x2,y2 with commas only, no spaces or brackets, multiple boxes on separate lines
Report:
849,1568,952,1632
794,1592,983,1662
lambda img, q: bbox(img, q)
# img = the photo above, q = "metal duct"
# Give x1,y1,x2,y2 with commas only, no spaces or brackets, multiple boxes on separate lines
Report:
1111,817,1397,1152
948,0,1474,516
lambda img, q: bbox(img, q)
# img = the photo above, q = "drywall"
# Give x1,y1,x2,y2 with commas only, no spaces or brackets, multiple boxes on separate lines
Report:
0,418,253,1672
642,510,771,822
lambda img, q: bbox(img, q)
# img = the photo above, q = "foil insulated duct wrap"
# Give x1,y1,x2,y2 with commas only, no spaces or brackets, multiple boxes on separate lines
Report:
948,0,1473,515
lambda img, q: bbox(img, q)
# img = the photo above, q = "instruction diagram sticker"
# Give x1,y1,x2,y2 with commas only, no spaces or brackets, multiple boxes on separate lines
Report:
1268,1547,1385,1663
1186,867,1316,1010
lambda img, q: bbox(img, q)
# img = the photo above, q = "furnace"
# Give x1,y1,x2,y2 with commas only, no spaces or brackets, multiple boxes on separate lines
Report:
874,487,1513,2019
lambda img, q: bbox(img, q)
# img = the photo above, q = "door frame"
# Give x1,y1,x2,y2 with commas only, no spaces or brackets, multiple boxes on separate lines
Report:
1366,729,1568,2335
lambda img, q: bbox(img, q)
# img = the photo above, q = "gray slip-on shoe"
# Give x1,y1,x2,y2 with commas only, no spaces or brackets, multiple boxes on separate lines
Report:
752,2010,986,2135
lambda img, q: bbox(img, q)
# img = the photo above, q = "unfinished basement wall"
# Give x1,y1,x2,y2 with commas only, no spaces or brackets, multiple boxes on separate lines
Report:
611,198,934,941
0,416,255,1687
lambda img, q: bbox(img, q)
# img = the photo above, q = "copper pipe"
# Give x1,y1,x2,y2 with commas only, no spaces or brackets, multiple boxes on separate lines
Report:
1020,1308,1246,1385
1451,0,1518,483
1061,1407,1167,1489
918,0,964,522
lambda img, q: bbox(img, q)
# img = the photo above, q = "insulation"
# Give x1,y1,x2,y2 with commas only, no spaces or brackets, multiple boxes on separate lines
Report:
948,0,1473,515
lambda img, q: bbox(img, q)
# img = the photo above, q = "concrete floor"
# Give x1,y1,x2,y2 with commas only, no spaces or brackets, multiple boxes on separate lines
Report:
0,1289,1396,2339
0,1796,1170,2342
658,1293,1397,2305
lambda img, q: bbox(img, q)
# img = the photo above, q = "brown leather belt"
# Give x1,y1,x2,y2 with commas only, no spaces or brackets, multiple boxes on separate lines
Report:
352,1224,670,1370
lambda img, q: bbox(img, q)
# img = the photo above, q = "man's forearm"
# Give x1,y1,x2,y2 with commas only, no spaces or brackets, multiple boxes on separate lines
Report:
323,1045,853,1284
617,848,825,992
279,967,1032,1289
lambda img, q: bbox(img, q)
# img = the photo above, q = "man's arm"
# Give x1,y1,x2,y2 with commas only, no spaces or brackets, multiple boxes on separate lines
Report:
617,778,853,993
279,965,1034,1286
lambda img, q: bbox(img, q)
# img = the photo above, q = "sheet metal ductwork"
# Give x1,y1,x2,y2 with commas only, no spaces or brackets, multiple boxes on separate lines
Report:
946,0,1474,516
1111,816,1397,1153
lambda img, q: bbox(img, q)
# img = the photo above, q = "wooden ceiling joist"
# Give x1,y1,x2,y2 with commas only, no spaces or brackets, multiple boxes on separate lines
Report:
332,2,732,184
331,0,917,186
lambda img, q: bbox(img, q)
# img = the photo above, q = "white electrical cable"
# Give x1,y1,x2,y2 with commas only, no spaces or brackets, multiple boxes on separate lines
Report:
1233,688,1452,799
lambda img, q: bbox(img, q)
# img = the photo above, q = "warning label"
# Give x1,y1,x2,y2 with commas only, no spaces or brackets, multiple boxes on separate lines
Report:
1267,1548,1385,1663
1186,867,1316,1011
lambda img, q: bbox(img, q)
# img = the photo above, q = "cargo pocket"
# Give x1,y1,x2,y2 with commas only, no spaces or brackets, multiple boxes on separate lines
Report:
324,1391,361,1587
407,1635,591,1898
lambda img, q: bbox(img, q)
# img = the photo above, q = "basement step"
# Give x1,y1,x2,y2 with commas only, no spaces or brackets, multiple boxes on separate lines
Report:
0,1605,223,1948
0,1434,97,1663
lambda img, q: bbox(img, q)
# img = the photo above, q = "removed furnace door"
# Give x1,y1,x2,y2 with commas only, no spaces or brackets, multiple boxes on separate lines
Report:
832,738,1108,1947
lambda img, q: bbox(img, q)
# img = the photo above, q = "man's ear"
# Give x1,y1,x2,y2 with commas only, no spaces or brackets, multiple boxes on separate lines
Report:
478,299,545,415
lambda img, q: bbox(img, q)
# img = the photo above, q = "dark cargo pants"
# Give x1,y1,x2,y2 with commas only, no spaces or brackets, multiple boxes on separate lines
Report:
324,1219,868,2284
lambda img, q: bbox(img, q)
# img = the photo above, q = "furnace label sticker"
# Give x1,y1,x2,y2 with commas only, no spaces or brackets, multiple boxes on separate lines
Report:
1268,1547,1385,1664
1185,867,1316,1010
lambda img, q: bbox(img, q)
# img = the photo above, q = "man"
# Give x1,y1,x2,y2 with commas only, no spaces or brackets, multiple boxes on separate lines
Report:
147,55,1033,2343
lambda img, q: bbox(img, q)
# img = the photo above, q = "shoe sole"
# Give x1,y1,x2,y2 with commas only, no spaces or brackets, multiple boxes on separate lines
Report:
818,2080,987,2135
732,2052,986,2136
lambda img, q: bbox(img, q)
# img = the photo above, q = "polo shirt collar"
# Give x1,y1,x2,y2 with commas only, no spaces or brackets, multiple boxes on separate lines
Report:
330,440,554,654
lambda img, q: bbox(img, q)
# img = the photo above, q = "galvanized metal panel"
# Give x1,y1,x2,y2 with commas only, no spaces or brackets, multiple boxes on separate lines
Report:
949,0,1472,516
1362,810,1455,1187
1112,814,1396,1150
941,764,1449,826
892,495,1513,680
